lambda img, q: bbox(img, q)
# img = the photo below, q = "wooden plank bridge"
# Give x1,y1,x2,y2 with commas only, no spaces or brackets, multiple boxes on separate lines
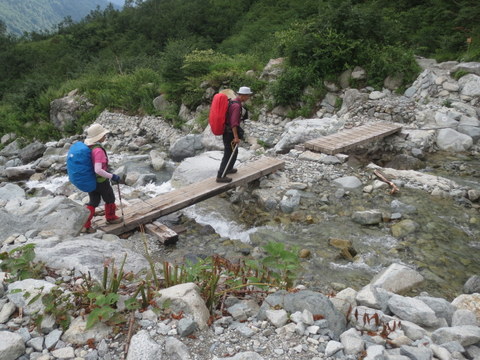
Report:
304,121,402,155
93,157,284,238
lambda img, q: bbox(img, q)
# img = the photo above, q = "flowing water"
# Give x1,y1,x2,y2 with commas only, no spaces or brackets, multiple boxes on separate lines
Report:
26,152,480,301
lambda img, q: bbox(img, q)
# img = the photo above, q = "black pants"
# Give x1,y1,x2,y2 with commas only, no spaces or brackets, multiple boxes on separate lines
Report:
87,180,115,207
217,131,238,178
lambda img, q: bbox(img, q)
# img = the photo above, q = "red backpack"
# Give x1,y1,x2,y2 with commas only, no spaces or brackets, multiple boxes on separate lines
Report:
209,93,231,135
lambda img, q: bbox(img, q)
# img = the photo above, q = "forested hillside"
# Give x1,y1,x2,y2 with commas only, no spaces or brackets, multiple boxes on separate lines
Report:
0,0,119,36
0,0,478,141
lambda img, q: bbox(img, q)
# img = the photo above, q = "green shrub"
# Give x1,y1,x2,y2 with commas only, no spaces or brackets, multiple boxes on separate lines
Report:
269,66,313,106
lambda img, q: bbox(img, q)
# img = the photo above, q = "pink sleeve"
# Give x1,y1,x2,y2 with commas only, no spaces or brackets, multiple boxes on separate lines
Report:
91,148,112,178
94,162,113,179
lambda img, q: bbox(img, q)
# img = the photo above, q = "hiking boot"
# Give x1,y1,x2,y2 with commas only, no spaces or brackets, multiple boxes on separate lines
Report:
226,168,238,174
81,227,96,234
106,217,124,224
105,203,123,224
216,176,232,183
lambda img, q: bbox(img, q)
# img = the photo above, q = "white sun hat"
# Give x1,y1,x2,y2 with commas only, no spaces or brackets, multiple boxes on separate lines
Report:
84,123,110,146
237,86,253,95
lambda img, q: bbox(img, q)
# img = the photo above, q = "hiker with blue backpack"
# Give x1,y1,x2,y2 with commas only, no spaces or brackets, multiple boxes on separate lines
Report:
67,123,123,233
216,86,252,183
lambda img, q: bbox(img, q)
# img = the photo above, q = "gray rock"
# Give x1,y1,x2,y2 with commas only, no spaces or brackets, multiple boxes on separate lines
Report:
258,290,346,338
165,336,191,360
352,210,383,225
432,325,480,347
463,275,480,294
458,73,480,97
333,176,362,189
371,263,424,294
390,200,417,214
126,330,162,360
451,309,478,326
156,283,210,330
416,295,456,326
61,317,111,345
452,62,480,76
26,336,44,352
388,294,438,327
32,237,148,281
400,345,433,360
5,165,36,181
0,183,25,201
50,91,93,131
0,332,25,360
153,94,172,112
19,141,46,164
216,351,264,360
44,328,62,350
265,309,288,328
279,189,301,213
7,279,56,316
0,301,16,324
436,128,473,151
177,316,197,337
169,134,204,162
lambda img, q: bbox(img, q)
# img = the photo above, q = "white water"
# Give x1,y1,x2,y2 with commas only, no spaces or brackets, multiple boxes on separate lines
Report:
26,175,257,243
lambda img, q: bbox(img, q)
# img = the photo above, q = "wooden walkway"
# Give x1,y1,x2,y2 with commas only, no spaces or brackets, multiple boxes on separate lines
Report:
304,121,402,155
93,157,284,236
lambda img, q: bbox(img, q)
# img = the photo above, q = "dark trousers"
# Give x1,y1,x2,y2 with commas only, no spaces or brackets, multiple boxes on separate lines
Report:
217,131,238,178
87,180,115,207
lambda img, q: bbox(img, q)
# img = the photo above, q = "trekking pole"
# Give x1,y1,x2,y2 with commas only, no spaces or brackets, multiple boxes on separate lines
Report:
116,183,126,227
221,142,239,178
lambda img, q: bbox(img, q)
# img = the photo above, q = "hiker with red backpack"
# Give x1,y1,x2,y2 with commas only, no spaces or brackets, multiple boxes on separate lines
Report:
215,86,253,183
80,123,123,233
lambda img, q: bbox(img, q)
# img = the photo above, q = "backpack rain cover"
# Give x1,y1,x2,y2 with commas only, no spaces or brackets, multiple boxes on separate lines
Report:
208,93,229,135
66,142,97,192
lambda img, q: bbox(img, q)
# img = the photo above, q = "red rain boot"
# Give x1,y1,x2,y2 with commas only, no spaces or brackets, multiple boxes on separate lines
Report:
81,205,96,233
105,203,123,224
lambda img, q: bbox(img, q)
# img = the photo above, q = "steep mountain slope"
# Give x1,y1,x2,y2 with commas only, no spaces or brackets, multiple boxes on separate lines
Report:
0,0,119,36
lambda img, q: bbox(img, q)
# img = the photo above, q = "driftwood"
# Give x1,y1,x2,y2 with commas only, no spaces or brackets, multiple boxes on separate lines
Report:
374,169,399,195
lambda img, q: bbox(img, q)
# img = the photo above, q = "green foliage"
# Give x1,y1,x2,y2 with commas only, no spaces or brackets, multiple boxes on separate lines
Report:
261,242,300,289
451,70,469,80
0,244,46,281
162,241,302,310
269,66,313,106
39,287,75,330
0,0,478,142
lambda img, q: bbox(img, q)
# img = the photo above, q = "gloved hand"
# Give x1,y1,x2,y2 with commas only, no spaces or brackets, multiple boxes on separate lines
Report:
111,174,121,184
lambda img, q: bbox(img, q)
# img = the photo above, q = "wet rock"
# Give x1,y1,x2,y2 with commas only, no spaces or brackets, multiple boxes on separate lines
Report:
352,210,382,225
391,219,418,237
464,275,480,294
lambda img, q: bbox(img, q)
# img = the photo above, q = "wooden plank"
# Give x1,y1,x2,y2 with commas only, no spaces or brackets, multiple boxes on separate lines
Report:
144,221,178,245
305,122,401,154
96,157,284,235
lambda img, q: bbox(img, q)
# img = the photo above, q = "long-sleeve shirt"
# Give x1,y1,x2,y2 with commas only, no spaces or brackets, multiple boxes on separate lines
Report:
227,97,242,130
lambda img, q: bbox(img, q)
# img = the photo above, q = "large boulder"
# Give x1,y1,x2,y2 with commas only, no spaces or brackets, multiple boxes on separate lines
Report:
458,74,480,97
257,290,347,339
171,149,253,186
31,236,149,280
273,118,342,153
0,194,89,239
19,141,46,164
50,90,93,131
436,128,473,152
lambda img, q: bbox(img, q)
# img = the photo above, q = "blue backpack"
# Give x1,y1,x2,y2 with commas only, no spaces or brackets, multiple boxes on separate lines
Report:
66,142,97,192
